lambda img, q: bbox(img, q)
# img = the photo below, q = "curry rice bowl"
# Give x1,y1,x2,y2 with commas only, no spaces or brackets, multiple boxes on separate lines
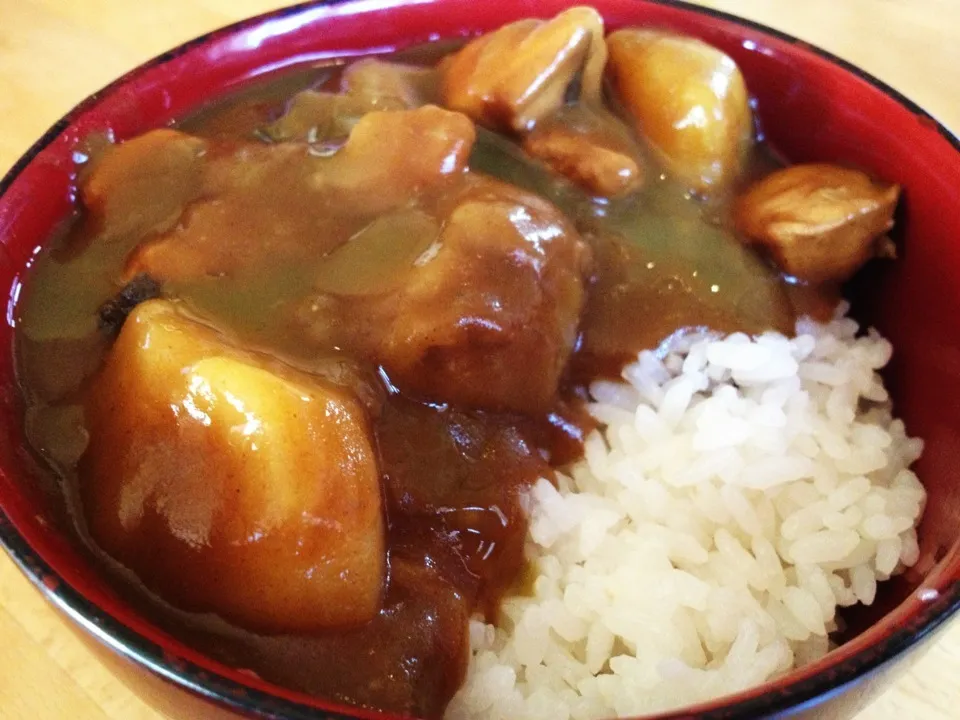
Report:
448,304,925,720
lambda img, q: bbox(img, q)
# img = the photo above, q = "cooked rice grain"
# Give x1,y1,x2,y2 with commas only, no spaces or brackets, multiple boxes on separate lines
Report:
446,306,924,720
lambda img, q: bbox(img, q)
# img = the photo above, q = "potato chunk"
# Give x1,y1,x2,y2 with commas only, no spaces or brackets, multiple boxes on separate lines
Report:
734,163,900,282
440,7,606,132
607,30,751,191
81,300,385,632
380,181,590,413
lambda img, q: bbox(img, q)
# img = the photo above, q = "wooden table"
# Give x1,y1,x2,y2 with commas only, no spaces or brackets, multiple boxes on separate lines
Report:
1,0,958,717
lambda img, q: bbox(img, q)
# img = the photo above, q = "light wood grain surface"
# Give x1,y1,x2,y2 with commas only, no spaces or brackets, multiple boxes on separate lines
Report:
0,1,958,718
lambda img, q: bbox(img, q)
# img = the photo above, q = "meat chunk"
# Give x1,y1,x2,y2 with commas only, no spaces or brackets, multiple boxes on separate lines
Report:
124,106,475,283
81,128,206,239
293,177,591,413
523,121,642,197
379,181,591,413
81,300,385,633
734,163,900,282
606,30,752,191
440,7,606,133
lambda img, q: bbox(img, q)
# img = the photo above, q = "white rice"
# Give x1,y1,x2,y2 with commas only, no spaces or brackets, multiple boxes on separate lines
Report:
446,304,925,720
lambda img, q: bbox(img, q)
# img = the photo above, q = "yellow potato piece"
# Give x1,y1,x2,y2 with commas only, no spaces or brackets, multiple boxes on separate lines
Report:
81,300,385,632
607,29,752,191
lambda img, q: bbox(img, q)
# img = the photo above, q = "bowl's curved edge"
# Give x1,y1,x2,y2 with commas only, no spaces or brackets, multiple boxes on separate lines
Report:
0,1,959,719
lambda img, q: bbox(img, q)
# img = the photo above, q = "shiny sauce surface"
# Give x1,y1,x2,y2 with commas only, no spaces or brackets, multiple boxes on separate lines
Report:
15,48,817,718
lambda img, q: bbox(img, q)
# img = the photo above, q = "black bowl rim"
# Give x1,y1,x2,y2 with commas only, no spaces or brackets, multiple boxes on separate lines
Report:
1,1,959,719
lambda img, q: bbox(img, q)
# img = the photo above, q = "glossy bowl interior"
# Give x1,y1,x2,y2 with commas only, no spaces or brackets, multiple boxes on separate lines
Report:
1,1,960,718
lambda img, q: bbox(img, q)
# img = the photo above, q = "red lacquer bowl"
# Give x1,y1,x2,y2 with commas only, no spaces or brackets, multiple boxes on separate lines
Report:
1,1,959,719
